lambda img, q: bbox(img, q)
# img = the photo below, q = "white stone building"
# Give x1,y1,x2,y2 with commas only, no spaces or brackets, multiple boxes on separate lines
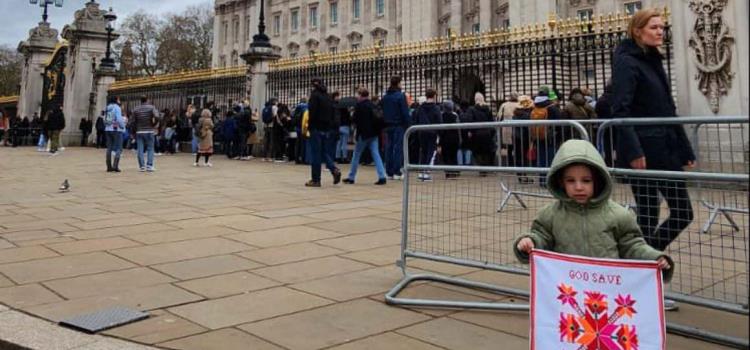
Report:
213,0,667,67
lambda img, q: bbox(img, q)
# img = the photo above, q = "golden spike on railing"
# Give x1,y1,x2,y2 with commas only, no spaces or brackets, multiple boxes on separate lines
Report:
662,6,671,25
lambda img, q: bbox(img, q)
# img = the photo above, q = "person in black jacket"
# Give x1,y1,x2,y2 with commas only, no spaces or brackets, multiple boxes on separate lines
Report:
464,92,496,168
305,78,341,187
412,89,443,181
439,101,461,178
95,113,106,148
612,9,695,252
47,105,65,155
79,117,93,147
342,88,387,185
595,81,615,167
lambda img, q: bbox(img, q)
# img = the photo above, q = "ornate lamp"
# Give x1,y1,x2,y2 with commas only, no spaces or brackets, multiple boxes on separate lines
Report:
29,0,64,23
99,7,117,70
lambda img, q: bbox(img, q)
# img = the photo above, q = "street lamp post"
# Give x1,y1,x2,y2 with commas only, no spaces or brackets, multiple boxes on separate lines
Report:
29,0,63,23
249,0,271,49
99,8,117,70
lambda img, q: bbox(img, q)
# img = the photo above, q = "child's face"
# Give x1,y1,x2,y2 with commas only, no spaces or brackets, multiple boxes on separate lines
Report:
562,165,594,204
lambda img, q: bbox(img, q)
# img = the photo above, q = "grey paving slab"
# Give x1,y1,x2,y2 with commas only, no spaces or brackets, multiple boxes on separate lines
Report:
237,242,343,265
291,266,402,301
328,332,443,350
43,267,177,299
158,328,283,350
151,255,262,280
168,287,332,329
110,238,251,266
26,284,203,322
239,298,429,350
397,317,528,350
175,272,281,299
0,246,60,264
47,237,142,255
0,229,60,243
0,284,64,308
125,226,241,245
252,256,373,284
103,310,207,345
224,225,341,248
0,252,136,284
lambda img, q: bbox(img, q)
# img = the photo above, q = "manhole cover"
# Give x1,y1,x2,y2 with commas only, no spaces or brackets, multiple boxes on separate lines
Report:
59,306,149,333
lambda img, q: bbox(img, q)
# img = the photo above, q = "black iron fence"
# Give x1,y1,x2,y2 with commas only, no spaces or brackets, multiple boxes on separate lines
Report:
108,67,246,117
267,13,672,110
107,11,673,119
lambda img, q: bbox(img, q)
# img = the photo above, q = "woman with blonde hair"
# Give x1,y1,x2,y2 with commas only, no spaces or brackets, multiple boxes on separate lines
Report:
611,9,694,310
194,109,215,167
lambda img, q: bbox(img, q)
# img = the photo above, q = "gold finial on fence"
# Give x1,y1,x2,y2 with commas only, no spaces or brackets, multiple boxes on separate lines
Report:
547,13,557,35
662,6,671,25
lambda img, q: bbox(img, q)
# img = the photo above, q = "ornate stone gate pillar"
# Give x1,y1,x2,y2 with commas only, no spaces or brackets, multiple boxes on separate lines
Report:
59,1,117,145
16,22,59,120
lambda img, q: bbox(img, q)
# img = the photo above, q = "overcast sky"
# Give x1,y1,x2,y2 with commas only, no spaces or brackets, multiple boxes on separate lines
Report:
1,0,212,48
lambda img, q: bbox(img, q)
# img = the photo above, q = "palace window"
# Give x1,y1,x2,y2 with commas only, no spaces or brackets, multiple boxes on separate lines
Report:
233,19,239,43
291,8,299,32
222,21,228,44
577,9,593,21
329,46,337,54
330,2,338,25
273,14,281,36
309,5,318,29
352,0,361,20
624,2,642,16
375,0,385,17
472,23,480,33
351,43,360,50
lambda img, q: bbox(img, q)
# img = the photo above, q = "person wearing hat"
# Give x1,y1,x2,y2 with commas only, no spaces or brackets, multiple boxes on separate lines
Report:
498,92,520,166
531,86,562,186
305,78,342,187
513,95,534,183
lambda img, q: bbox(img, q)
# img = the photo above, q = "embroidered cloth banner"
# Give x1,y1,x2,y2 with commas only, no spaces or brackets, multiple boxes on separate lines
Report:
530,250,665,350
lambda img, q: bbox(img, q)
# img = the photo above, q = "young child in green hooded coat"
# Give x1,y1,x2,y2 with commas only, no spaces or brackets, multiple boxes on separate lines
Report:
514,139,674,282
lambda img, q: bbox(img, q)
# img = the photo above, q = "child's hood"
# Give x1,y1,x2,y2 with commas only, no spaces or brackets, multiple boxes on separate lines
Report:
547,140,612,206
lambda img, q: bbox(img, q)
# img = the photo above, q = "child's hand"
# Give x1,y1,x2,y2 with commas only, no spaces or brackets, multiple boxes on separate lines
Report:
657,257,671,270
516,238,535,254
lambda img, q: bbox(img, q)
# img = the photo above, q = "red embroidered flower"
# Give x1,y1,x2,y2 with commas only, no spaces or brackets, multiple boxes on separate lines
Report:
558,313,580,342
617,325,639,350
557,283,578,307
584,291,608,314
615,294,637,318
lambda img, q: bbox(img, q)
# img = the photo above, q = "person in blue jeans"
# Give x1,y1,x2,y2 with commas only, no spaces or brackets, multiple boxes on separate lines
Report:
305,78,342,187
104,96,125,172
343,88,386,185
381,76,411,180
132,96,161,172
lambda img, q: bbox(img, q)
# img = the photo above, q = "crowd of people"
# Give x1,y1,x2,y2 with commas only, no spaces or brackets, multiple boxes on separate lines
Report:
0,8,696,311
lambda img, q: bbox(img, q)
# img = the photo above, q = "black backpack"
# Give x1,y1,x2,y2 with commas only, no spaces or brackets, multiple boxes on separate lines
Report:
262,106,273,124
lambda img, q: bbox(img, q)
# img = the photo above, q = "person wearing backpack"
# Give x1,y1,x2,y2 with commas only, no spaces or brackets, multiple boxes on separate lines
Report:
104,96,125,172
292,98,308,164
261,99,278,161
562,87,597,142
412,89,443,181
530,87,562,187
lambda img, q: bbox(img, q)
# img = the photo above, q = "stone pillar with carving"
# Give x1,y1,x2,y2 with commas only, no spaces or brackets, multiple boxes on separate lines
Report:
16,22,59,120
59,1,118,145
672,0,748,116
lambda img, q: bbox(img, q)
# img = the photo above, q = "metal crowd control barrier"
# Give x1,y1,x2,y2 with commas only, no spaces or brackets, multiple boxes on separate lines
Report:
386,118,749,349
387,119,588,313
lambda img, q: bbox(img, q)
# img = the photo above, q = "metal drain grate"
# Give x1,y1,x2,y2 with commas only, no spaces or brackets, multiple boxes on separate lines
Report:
59,306,149,333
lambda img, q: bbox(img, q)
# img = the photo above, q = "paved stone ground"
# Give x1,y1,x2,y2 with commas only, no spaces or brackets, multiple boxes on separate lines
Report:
0,147,746,350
